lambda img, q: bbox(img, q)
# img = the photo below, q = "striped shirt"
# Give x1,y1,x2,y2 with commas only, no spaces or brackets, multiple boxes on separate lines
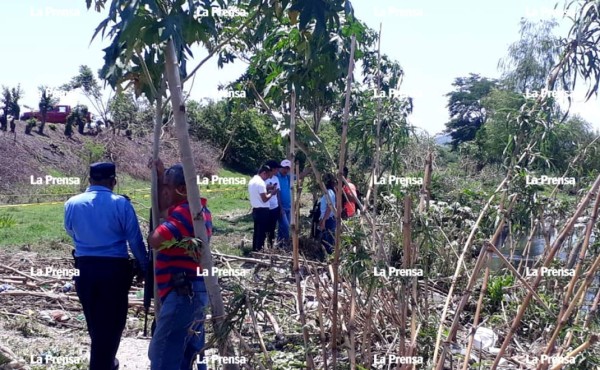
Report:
155,198,212,300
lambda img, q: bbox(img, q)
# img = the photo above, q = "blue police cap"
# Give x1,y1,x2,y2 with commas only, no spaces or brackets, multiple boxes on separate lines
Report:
90,162,116,180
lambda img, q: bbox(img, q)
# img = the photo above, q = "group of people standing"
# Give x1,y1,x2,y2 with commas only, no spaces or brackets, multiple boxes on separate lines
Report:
248,160,360,254
316,167,360,253
62,159,360,370
64,161,212,370
248,159,301,251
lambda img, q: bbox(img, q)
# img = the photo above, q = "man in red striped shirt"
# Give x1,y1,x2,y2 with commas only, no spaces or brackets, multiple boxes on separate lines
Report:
147,161,211,370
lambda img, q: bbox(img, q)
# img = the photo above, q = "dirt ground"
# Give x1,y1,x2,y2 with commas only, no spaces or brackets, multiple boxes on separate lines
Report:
0,242,320,370
0,250,153,369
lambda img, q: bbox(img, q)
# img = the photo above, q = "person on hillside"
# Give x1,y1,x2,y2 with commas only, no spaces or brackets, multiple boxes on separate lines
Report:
264,160,282,248
276,159,311,247
248,165,278,251
64,162,148,370
342,166,360,219
147,161,213,370
319,176,337,254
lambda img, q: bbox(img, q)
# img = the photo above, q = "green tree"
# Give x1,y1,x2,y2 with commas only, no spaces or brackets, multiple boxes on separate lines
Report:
1,85,23,133
187,99,284,173
444,74,498,149
62,65,111,124
334,53,414,179
66,104,90,135
85,0,281,365
474,88,526,167
498,19,564,94
108,91,137,135
0,87,10,131
37,86,59,135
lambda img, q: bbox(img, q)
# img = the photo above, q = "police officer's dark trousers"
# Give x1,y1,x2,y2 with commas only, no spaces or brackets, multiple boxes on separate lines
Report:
74,257,132,370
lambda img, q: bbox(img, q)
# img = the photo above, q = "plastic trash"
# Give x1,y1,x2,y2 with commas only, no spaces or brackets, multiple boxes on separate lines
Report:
0,284,14,292
39,310,70,323
473,327,497,350
61,282,73,293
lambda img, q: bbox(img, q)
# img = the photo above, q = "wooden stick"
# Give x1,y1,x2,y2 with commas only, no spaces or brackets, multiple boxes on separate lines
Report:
245,293,271,367
492,173,600,369
289,89,315,370
549,335,598,370
461,261,490,370
330,34,357,370
432,176,510,364
540,184,600,363
0,264,43,281
312,267,330,370
486,242,551,313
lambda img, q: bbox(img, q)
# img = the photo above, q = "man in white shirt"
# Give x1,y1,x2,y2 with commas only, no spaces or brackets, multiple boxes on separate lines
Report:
264,160,282,248
248,165,277,251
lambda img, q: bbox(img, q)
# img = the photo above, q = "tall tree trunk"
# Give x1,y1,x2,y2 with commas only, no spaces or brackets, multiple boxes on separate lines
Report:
164,39,238,369
150,79,165,318
0,114,6,131
363,23,386,261
38,112,47,135
331,35,356,369
290,89,315,369
77,117,85,135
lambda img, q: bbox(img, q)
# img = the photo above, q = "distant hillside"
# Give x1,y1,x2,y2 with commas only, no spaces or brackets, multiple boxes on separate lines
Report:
0,122,220,194
434,133,452,145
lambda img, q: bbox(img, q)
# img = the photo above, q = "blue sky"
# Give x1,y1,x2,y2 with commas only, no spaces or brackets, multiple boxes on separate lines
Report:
2,0,599,135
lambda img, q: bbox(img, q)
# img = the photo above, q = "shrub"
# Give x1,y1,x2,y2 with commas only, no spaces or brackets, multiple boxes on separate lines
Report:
83,141,106,164
65,116,74,137
25,118,36,134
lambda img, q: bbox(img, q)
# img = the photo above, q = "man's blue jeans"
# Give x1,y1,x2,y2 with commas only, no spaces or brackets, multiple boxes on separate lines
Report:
278,208,291,243
149,279,209,370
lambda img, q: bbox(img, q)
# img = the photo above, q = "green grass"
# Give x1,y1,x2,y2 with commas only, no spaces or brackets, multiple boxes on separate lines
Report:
0,204,71,248
0,168,252,253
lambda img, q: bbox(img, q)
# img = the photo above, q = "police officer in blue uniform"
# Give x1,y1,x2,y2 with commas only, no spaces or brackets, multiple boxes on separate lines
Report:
64,162,148,370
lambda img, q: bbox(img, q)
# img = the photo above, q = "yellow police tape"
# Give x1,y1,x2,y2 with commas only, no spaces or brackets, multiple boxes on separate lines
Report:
0,187,245,209
0,201,64,209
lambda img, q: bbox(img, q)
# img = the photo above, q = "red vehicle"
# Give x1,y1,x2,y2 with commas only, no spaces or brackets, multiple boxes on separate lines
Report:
20,105,91,123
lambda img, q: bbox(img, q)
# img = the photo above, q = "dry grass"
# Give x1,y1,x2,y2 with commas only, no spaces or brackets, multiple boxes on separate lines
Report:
0,124,220,195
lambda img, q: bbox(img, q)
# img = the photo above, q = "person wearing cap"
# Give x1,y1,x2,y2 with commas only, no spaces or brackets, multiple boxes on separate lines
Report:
264,160,282,248
276,160,311,247
64,162,148,370
248,164,278,251
146,160,213,370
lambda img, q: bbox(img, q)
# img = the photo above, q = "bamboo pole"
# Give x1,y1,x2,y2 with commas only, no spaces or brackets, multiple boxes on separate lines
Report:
312,268,329,370
431,176,510,364
418,152,432,213
348,275,357,370
538,242,600,370
330,35,356,369
549,334,598,370
491,173,600,369
461,259,490,370
583,284,600,328
290,89,315,368
367,23,384,262
399,195,412,361
538,184,600,367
